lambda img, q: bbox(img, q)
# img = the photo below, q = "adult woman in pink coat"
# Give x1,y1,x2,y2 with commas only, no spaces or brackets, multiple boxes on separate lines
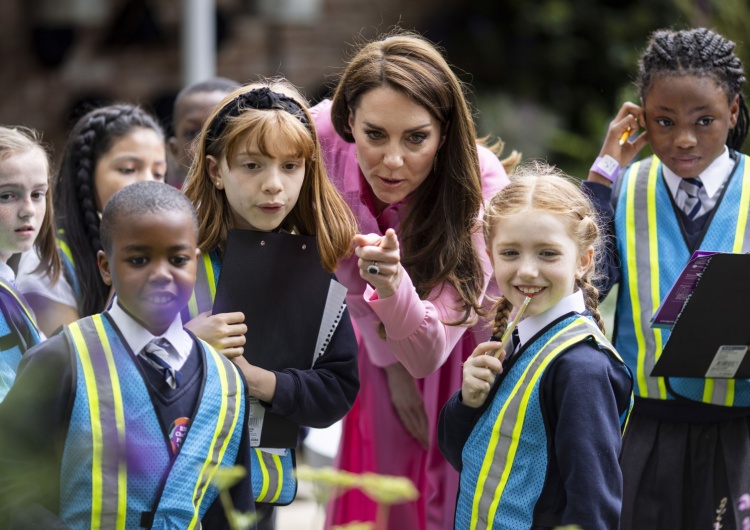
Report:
311,31,516,530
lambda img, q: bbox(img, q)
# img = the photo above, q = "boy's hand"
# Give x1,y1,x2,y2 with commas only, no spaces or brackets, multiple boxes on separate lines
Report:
461,341,504,408
353,228,403,299
184,311,247,358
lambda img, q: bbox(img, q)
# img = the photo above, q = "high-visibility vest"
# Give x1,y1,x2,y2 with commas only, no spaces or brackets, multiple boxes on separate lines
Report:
60,314,245,529
56,229,80,298
457,315,632,530
188,251,297,505
0,277,41,401
614,154,750,406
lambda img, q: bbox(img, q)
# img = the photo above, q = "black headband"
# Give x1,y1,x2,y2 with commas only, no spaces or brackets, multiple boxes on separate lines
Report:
205,87,310,147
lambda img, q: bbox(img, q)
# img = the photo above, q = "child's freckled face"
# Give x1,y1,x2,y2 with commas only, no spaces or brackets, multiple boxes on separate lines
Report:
643,75,739,178
98,211,199,336
487,209,593,316
0,148,48,263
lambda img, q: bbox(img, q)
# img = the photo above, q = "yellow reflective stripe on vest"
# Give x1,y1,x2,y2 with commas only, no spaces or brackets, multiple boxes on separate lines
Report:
255,449,284,503
470,319,600,530
68,316,127,530
0,278,37,327
703,157,750,405
733,157,750,253
57,236,75,270
188,252,217,318
625,159,667,399
55,228,76,268
187,342,242,528
627,157,750,405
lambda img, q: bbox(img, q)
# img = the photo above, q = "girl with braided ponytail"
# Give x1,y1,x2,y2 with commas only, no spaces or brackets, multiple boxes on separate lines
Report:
438,161,633,530
17,104,166,335
584,27,750,529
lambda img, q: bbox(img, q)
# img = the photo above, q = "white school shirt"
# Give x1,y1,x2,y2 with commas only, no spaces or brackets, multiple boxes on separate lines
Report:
108,297,193,371
16,249,77,308
662,146,734,206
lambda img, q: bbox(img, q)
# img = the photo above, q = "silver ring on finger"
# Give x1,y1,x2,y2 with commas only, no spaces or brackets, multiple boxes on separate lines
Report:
367,261,380,275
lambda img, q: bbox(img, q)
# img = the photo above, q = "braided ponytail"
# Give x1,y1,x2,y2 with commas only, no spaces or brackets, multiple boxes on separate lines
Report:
577,278,605,334
491,296,514,340
638,28,748,151
55,104,164,318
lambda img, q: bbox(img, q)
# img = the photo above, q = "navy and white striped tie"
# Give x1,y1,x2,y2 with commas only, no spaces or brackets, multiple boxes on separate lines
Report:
677,177,706,219
141,338,182,389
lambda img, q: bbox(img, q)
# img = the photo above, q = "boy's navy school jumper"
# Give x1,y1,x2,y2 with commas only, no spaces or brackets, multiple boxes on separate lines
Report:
0,310,254,530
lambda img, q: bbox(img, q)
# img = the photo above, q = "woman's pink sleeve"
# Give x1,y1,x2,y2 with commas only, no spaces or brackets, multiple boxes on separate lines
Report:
364,146,510,377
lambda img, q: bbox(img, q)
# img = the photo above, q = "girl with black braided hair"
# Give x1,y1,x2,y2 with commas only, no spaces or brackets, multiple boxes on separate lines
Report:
584,27,750,529
17,104,166,336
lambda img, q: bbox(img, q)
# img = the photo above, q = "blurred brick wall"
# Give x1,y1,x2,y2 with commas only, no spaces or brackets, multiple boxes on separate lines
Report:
0,0,437,160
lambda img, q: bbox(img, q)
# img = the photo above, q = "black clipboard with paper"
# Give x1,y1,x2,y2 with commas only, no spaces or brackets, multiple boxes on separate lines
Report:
651,252,750,379
213,229,332,447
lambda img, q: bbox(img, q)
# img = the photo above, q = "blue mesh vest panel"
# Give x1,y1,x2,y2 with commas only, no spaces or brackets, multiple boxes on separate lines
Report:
60,315,244,529
456,316,629,529
614,155,750,406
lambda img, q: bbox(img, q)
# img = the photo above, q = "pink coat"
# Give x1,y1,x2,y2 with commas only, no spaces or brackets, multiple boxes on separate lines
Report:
313,99,510,530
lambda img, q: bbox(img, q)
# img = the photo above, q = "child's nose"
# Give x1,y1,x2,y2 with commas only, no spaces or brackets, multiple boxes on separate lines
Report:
675,127,697,148
262,167,283,193
517,256,539,278
150,261,173,281
18,197,35,218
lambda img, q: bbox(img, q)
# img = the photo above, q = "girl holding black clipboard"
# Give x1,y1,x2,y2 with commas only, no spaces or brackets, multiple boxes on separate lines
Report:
182,79,359,530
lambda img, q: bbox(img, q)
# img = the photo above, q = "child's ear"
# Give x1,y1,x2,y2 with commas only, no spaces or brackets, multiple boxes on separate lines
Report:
206,155,224,190
576,245,595,280
729,94,740,128
168,136,179,159
97,250,113,286
486,247,495,267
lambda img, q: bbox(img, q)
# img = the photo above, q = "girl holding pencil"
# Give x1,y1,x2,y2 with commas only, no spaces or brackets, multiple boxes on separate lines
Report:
438,162,633,530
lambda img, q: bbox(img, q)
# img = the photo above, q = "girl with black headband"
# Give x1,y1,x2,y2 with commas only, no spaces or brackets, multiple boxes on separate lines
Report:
182,79,359,529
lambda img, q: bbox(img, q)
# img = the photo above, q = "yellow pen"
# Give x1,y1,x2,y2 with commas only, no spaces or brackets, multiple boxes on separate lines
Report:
619,127,631,146
492,296,532,359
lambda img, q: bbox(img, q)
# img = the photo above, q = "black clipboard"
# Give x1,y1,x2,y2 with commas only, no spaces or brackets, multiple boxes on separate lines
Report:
213,230,332,447
651,253,750,379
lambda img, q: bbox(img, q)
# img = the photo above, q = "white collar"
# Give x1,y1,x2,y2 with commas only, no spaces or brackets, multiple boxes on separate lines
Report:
516,289,586,347
0,261,15,284
107,297,193,363
662,146,734,200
